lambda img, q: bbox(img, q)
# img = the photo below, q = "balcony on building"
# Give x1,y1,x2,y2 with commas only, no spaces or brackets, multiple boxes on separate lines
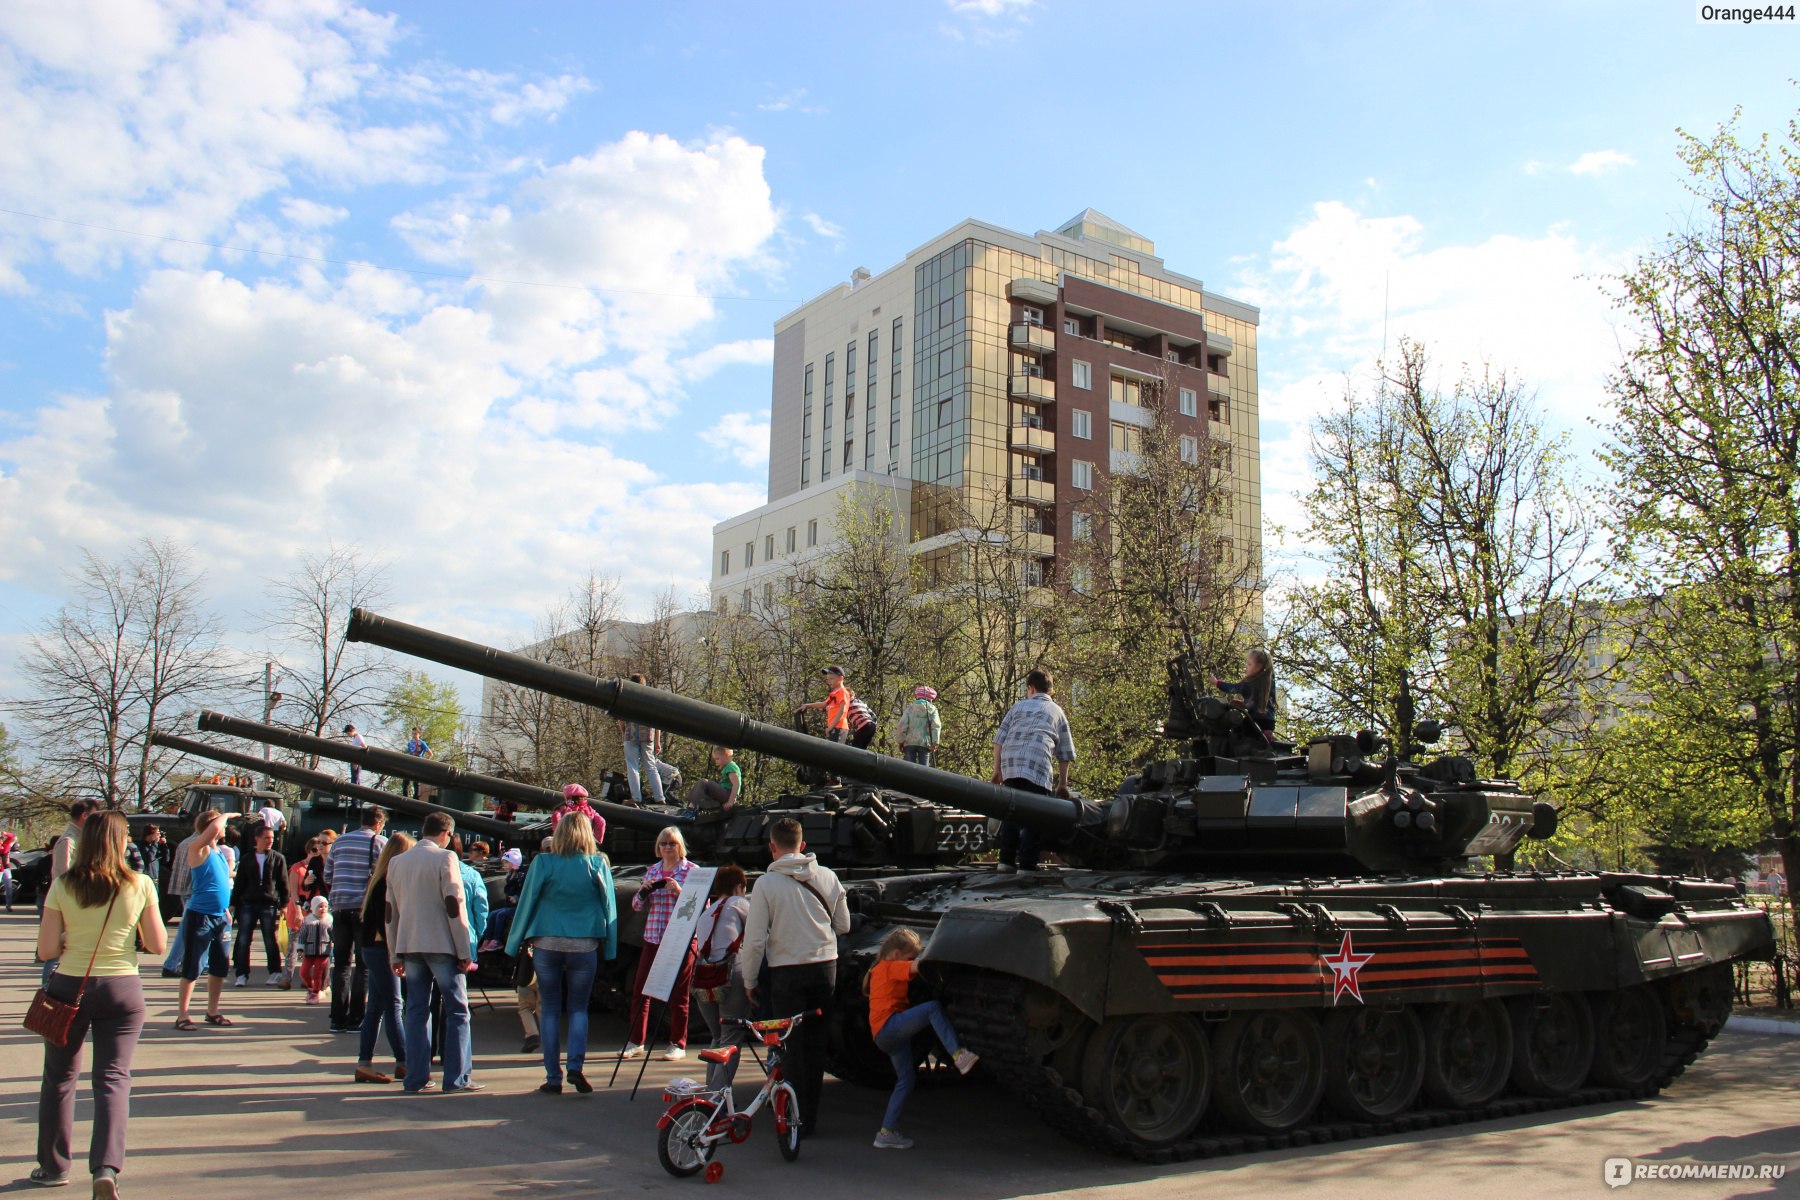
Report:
1010,422,1056,454
1208,370,1230,397
1204,328,1235,357
1011,473,1056,506
1013,529,1055,557
1010,373,1056,402
1010,322,1056,356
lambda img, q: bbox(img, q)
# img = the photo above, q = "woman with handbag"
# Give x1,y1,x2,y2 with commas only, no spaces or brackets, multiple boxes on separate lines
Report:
505,816,617,1094
621,826,695,1061
690,864,751,1092
32,810,166,1195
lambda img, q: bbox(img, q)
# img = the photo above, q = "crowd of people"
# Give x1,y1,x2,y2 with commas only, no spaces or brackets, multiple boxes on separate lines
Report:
24,651,1288,1189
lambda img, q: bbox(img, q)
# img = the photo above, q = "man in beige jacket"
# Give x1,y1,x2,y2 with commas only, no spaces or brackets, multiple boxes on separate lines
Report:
385,812,478,1094
740,817,850,1139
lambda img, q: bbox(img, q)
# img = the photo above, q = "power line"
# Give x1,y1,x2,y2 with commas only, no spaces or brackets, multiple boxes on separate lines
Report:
0,206,795,304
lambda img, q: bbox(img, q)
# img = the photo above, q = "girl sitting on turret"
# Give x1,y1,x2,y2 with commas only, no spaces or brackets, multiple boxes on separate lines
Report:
1214,647,1277,732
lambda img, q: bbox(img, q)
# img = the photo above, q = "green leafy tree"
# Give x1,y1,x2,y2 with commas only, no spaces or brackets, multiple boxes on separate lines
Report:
1600,107,1800,897
379,670,465,770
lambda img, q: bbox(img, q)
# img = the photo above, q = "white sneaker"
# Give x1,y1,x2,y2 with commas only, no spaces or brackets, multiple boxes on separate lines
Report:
873,1128,914,1149
265,973,286,988
659,1045,686,1062
954,1048,980,1075
234,975,248,988
618,1043,646,1060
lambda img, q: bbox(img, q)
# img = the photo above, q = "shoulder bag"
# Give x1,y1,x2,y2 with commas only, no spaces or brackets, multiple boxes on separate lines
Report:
691,898,743,991
25,888,122,1047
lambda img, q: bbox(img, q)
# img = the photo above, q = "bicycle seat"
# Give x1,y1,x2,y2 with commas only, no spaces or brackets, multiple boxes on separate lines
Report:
699,1046,739,1065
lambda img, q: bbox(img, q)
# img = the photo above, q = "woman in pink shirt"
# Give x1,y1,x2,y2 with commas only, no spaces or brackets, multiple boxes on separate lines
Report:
620,826,694,1062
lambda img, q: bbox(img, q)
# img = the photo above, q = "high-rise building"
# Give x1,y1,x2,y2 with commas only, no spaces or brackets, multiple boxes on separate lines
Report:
710,210,1260,610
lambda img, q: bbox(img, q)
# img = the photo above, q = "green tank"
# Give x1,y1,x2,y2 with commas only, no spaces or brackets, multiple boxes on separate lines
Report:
347,608,1775,1160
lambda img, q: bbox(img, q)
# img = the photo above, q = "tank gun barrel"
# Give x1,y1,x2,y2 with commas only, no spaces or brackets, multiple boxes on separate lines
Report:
193,711,669,838
347,607,1085,839
149,731,529,842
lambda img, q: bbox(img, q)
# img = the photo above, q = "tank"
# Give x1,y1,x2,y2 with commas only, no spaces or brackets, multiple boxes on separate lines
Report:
347,607,1776,1160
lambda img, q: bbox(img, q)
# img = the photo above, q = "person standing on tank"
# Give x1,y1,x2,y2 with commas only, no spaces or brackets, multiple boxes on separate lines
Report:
1213,647,1277,732
402,726,431,798
797,666,853,742
620,674,668,805
896,686,942,766
992,668,1076,874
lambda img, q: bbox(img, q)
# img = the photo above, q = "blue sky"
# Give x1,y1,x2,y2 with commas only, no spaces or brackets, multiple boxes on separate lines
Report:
0,0,1795,707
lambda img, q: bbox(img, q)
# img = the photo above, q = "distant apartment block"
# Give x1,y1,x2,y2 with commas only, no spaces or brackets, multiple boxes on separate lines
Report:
711,210,1261,610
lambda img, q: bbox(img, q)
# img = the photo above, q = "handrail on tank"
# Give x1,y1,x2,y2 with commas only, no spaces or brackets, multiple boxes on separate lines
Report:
192,711,669,837
346,607,1086,839
149,731,529,842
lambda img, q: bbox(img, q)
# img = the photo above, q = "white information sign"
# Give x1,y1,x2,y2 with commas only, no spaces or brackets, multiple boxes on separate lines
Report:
643,864,716,1003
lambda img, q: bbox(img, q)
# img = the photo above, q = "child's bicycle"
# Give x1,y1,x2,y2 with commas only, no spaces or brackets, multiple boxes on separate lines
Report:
656,1009,817,1182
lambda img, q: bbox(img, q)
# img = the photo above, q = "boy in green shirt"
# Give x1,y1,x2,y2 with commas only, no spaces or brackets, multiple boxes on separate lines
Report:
685,746,742,814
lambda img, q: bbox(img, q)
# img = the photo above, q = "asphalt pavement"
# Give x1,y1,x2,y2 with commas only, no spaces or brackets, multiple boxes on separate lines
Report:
2,911,1796,1198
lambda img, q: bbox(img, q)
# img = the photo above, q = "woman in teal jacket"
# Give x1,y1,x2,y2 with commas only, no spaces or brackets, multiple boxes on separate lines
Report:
505,817,617,1093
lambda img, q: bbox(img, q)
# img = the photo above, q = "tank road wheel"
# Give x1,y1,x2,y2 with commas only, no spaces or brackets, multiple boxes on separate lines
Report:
1421,1000,1512,1109
1210,1010,1326,1135
1323,1006,1426,1121
1589,987,1668,1090
1077,1014,1212,1148
1509,992,1594,1098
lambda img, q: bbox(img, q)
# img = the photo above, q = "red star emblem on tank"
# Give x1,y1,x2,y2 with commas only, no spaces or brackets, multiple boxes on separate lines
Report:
1321,931,1375,1005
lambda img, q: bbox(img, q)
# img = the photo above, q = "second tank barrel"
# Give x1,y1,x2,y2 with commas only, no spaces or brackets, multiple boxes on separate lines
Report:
193,710,670,837
347,607,1084,838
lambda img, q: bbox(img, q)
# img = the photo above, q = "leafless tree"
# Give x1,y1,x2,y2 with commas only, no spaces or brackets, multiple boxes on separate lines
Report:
262,545,392,766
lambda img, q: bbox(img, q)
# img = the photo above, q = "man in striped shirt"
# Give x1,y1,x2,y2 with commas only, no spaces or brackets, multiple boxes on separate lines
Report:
323,806,388,1032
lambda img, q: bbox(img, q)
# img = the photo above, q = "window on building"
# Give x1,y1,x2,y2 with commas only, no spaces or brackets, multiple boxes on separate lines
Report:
1071,409,1093,439
1070,565,1093,595
845,342,857,396
1019,459,1043,481
1022,560,1045,588
807,519,818,547
763,582,773,607
821,453,831,481
1072,460,1093,490
1166,350,1180,364
843,438,854,471
742,588,752,613
1110,422,1143,454
765,534,775,560
1179,387,1198,417
1180,434,1199,464
786,526,796,553
868,331,878,389
824,352,834,400
892,317,903,367
745,541,754,568
1063,317,1080,336
801,459,810,487
720,550,730,576
1020,305,1043,326
1109,375,1143,406
1071,360,1092,390
1072,511,1093,541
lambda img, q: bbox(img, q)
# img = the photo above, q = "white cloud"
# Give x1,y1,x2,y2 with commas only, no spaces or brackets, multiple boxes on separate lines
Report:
0,129,782,637
757,87,823,114
803,212,844,243
680,338,774,381
279,198,350,229
941,0,1036,40
1523,159,1549,176
0,1,591,291
945,0,1035,15
1569,149,1635,176
1229,200,1631,543
701,412,771,468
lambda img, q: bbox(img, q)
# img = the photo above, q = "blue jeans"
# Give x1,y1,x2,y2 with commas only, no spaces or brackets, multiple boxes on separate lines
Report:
534,947,598,1083
874,1000,962,1132
179,910,231,980
233,903,282,976
162,911,190,974
359,945,405,1066
622,741,665,804
402,954,470,1091
902,746,933,766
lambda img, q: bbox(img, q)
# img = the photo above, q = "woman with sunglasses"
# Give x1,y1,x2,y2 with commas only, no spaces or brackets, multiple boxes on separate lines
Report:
620,826,695,1061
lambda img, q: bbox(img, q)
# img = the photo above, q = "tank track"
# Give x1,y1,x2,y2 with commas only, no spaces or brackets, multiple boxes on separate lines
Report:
946,969,1717,1164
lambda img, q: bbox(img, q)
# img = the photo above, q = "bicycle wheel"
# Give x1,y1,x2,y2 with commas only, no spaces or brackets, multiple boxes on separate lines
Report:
658,1104,717,1178
772,1082,802,1162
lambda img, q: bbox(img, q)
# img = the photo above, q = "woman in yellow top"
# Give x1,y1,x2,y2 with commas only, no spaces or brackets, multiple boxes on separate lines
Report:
34,810,166,1195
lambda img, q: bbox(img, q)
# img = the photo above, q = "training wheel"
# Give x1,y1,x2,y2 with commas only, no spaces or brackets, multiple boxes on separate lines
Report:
705,1162,725,1184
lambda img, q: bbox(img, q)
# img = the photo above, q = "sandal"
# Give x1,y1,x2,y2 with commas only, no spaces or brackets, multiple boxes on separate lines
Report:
173,1017,197,1032
28,1165,68,1186
203,1013,233,1026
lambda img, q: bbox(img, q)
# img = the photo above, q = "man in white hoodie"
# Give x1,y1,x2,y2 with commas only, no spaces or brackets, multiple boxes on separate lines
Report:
740,817,850,1139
